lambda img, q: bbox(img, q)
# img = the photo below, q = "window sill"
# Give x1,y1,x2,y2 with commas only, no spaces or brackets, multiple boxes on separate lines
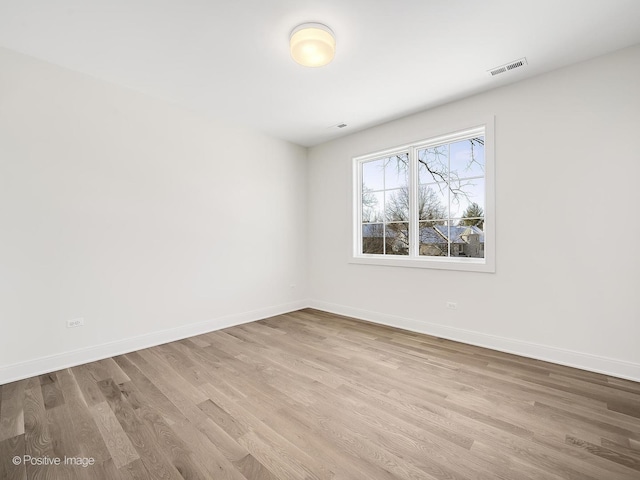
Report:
350,255,495,273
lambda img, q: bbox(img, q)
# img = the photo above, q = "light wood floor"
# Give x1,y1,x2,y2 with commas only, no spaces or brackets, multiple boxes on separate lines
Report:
1,309,639,480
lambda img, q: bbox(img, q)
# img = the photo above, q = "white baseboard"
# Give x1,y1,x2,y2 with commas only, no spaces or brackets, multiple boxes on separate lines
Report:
308,299,640,383
0,300,308,385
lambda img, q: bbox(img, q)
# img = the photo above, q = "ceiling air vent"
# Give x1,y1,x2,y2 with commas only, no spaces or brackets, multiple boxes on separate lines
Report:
488,57,527,76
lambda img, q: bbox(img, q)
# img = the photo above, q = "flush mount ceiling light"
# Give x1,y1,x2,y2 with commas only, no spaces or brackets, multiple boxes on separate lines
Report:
290,23,335,67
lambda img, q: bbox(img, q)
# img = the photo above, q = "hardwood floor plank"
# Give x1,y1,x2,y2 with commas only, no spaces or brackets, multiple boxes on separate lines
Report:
40,373,66,410
70,365,107,407
608,399,640,419
529,433,639,480
197,399,247,440
23,383,53,460
0,434,26,480
55,369,112,464
46,403,80,457
90,401,140,468
70,457,118,480
112,355,187,424
237,429,330,480
169,419,249,480
129,349,208,408
533,401,640,441
135,406,210,480
183,336,211,348
97,379,185,480
602,437,640,460
232,454,278,480
116,458,151,480
98,359,131,386
0,380,27,442
566,435,640,472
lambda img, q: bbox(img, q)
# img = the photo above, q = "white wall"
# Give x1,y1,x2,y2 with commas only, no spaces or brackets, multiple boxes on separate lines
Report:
307,45,640,381
0,47,308,383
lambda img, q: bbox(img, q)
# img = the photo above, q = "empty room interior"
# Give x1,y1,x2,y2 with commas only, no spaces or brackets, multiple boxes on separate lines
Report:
1,1,640,479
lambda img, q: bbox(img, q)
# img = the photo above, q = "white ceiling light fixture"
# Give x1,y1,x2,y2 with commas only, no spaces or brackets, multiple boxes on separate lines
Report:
290,23,336,67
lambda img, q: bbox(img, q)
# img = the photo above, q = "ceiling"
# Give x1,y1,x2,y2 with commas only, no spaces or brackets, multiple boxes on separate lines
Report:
1,1,639,147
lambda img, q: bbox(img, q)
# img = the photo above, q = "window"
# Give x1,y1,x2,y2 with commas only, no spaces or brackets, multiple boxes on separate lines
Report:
352,120,494,272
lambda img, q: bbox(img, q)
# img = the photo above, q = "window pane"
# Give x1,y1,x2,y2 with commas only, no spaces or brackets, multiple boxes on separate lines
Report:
418,145,448,184
418,184,448,220
362,159,384,191
362,190,384,222
448,223,485,258
384,154,409,189
385,222,409,255
419,221,448,257
449,137,484,179
449,178,484,219
385,189,409,222
456,217,485,230
362,224,384,254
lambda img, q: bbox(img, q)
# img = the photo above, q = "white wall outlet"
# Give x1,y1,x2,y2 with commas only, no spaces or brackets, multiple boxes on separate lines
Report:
66,318,85,328
446,302,458,310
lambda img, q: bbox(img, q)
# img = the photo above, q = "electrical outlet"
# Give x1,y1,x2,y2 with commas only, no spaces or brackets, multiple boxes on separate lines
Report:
446,302,458,310
66,318,84,328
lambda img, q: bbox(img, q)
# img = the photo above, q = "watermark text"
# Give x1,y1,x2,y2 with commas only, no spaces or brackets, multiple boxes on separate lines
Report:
12,455,95,468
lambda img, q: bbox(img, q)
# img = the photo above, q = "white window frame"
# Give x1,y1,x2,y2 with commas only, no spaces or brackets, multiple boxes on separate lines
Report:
351,118,495,273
